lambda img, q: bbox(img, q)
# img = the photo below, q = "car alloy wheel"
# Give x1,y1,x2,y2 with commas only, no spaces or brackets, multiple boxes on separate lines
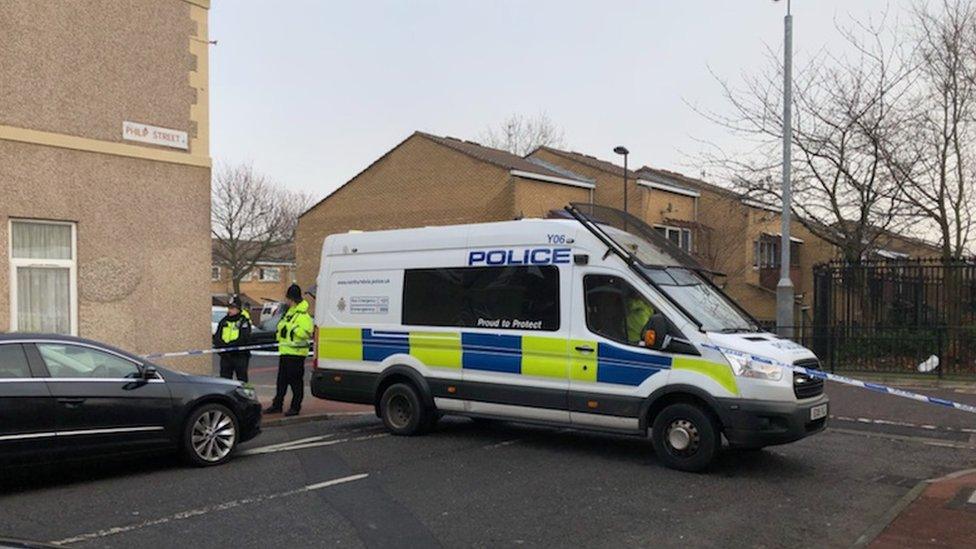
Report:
192,409,237,462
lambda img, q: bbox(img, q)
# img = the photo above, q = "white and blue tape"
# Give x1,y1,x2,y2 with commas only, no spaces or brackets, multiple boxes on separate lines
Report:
142,342,309,360
702,343,976,416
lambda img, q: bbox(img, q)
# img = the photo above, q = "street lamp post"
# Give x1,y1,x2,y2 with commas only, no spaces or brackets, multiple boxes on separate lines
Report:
776,0,795,338
613,146,629,224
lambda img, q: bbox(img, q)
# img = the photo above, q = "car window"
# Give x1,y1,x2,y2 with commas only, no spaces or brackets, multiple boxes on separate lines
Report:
37,343,141,379
584,274,656,346
0,344,32,379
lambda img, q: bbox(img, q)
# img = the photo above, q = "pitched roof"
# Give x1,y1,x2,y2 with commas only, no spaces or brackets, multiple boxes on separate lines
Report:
212,239,295,264
531,146,643,179
633,166,728,196
300,131,595,218
415,132,593,184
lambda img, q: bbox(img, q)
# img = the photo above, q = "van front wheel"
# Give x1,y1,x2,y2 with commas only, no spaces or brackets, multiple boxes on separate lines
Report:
651,402,720,472
379,383,430,436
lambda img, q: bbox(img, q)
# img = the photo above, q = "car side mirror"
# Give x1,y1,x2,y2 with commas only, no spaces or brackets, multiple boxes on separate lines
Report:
142,365,158,380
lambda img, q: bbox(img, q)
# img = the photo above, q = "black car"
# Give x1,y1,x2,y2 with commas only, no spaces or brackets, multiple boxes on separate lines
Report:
0,334,261,467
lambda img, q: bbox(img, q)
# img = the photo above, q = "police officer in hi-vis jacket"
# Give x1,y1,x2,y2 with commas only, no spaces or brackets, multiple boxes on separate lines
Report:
266,284,313,417
213,295,252,382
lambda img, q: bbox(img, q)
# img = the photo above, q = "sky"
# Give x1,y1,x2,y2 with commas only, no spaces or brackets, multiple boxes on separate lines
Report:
210,0,901,199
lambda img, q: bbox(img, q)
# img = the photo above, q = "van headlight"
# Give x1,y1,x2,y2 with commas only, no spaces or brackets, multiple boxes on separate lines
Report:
722,352,783,381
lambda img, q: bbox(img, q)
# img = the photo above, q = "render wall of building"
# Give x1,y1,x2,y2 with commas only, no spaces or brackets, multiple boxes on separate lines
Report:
0,0,211,371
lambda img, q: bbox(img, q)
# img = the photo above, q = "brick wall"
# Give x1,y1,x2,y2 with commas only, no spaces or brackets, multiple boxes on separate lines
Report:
297,134,523,291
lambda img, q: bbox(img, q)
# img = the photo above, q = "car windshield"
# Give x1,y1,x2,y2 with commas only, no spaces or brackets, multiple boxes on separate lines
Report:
641,266,757,333
212,310,225,323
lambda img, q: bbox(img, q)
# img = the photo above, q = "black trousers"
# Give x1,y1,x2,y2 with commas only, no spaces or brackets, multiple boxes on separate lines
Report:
272,355,305,411
218,353,250,383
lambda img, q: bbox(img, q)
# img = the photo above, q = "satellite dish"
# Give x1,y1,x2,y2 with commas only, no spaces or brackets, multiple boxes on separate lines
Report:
917,355,940,373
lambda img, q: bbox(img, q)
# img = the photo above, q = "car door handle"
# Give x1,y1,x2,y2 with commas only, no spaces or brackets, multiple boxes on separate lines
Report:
574,345,595,354
57,398,86,408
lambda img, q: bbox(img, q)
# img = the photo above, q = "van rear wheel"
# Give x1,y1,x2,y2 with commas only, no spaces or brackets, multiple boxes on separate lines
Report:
379,383,430,436
651,402,720,472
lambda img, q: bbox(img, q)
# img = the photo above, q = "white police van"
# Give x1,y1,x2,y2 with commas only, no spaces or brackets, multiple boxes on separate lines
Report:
311,204,828,471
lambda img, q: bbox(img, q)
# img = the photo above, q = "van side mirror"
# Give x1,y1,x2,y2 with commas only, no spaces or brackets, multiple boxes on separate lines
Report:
645,313,670,351
643,329,657,348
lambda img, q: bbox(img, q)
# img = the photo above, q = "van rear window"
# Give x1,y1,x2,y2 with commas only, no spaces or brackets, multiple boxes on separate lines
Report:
402,266,559,331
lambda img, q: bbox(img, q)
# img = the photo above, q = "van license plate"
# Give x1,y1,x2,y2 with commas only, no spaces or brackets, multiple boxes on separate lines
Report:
810,404,828,421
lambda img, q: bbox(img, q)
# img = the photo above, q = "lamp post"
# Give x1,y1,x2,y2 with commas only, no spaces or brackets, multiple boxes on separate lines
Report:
776,0,794,338
613,146,629,223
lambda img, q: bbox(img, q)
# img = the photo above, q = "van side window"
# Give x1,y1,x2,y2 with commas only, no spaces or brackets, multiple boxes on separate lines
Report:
584,275,655,346
403,266,560,331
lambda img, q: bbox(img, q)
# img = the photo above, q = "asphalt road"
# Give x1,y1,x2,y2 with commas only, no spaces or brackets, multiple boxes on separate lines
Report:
1,397,975,548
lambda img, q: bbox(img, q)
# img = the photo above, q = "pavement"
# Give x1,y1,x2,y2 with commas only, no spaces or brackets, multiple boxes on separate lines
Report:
214,354,371,422
1,360,975,547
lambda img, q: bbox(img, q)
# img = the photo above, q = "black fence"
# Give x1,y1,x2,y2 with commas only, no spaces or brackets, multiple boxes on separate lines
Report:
765,258,976,377
812,257,976,328
772,324,976,378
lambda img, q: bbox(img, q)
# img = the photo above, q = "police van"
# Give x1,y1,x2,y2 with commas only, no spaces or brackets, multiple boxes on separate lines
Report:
310,204,828,471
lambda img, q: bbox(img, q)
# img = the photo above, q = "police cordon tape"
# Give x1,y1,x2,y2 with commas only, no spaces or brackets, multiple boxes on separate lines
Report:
701,343,976,416
142,340,976,416
142,342,309,360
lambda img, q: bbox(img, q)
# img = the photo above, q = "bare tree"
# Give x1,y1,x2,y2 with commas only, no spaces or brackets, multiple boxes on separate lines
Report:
878,0,976,259
211,164,313,296
482,112,566,155
695,13,917,261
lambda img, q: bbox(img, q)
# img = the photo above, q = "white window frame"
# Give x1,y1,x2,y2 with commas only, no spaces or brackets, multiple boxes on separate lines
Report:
654,224,693,253
8,219,78,336
211,265,221,281
258,266,281,282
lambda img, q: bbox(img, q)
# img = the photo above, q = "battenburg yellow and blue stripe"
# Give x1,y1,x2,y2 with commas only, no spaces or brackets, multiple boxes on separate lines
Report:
319,327,737,393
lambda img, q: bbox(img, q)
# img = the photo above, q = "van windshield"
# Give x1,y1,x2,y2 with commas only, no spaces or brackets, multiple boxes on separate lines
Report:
641,266,757,333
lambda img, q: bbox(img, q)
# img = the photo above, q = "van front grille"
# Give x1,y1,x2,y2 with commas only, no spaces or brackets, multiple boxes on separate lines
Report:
793,359,824,399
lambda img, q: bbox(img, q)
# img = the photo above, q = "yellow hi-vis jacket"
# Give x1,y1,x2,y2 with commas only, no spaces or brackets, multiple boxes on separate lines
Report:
277,300,313,356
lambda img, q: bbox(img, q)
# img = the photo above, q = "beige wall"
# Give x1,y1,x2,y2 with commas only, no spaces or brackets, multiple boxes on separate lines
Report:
513,178,590,220
639,186,697,226
0,141,211,358
0,0,211,372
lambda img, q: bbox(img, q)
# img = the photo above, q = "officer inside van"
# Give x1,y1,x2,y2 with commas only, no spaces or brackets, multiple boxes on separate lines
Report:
626,293,655,346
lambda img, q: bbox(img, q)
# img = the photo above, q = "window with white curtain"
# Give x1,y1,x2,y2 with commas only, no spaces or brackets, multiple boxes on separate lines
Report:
10,220,76,335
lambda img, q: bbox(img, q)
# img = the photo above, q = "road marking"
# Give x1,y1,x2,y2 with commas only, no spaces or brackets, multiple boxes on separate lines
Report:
830,427,976,450
969,490,976,505
240,432,388,456
49,473,369,546
483,439,522,450
831,415,976,434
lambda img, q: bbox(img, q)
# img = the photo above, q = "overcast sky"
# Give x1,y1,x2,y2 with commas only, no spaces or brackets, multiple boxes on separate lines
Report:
210,1,900,199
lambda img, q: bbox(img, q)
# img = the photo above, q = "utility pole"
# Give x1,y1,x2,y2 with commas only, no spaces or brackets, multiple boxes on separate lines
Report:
776,0,795,338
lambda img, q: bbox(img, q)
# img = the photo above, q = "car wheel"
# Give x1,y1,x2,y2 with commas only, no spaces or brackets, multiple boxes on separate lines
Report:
651,402,721,472
182,403,239,467
379,383,429,436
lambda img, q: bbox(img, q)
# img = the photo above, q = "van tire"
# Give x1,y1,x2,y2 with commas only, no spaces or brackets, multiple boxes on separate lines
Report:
651,402,720,472
379,383,429,436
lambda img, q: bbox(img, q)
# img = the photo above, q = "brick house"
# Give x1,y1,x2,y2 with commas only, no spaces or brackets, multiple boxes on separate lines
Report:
527,147,702,256
295,131,595,291
210,240,297,311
